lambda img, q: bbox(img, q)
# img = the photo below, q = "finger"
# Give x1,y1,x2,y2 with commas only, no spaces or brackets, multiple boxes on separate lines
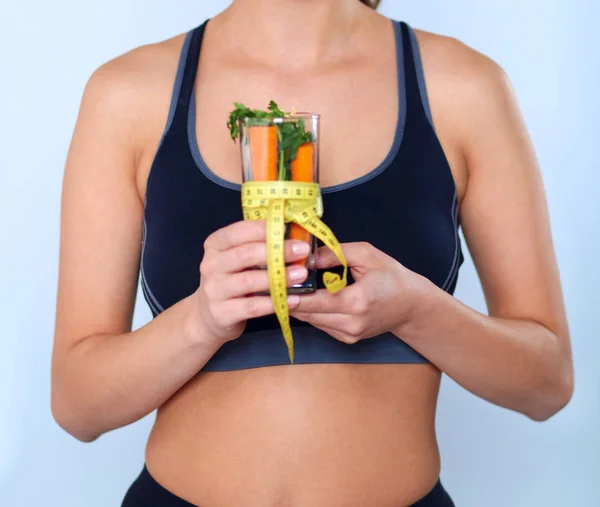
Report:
293,320,358,346
221,293,301,326
316,242,381,269
208,239,311,274
293,285,359,314
290,311,350,330
204,220,267,252
320,327,358,345
216,265,308,299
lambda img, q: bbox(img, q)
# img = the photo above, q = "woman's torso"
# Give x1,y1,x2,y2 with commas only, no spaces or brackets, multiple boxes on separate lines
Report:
133,12,467,506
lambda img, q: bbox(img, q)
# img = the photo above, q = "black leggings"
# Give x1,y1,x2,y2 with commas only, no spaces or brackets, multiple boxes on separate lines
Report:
122,466,455,506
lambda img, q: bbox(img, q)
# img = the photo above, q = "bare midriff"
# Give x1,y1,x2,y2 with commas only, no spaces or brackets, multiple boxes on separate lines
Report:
146,363,441,507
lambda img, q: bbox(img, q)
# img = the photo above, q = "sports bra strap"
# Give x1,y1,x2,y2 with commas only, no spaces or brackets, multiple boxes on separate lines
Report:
399,21,435,129
168,21,208,135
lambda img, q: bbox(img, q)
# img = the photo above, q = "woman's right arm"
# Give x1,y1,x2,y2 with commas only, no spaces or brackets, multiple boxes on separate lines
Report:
51,53,307,443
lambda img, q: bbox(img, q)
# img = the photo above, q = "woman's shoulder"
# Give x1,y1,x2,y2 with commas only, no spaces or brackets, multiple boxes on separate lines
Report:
395,22,520,200
85,30,187,110
407,24,507,90
76,29,193,157
406,23,516,137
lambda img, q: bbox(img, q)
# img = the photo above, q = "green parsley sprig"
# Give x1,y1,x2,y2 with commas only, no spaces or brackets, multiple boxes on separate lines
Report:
227,101,312,181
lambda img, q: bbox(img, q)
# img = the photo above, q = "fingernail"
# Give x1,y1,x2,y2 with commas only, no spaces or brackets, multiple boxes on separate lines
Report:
287,295,300,306
291,241,310,255
289,266,307,281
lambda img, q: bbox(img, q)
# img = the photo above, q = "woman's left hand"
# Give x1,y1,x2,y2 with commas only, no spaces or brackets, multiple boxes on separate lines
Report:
290,242,428,344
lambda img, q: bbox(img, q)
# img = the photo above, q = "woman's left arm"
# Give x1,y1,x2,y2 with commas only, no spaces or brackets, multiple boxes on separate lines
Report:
292,45,573,422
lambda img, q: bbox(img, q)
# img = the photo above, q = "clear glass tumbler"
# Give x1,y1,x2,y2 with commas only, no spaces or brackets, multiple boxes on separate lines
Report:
239,113,320,294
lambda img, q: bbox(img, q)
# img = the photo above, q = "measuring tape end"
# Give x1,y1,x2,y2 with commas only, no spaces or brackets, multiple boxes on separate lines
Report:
322,272,347,294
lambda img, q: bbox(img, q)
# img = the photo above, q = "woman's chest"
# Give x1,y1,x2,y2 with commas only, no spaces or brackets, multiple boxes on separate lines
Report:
194,57,399,189
142,145,460,317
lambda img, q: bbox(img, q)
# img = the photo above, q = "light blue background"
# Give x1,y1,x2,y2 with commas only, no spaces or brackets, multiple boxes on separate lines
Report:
1,1,598,505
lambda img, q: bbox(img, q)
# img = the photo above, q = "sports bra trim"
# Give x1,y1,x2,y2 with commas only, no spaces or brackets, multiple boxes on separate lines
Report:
184,19,409,194
149,19,445,196
406,24,435,130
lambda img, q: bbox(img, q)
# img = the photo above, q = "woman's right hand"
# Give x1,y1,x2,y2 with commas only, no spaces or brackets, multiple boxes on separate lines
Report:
190,220,310,347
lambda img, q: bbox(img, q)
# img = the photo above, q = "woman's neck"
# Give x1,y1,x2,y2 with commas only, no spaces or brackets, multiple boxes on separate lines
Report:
217,0,369,68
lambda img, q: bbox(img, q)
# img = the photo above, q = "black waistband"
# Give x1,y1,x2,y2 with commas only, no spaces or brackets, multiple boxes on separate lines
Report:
122,465,455,507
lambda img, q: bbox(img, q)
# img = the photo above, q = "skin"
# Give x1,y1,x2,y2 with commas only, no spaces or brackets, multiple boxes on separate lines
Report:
52,0,573,505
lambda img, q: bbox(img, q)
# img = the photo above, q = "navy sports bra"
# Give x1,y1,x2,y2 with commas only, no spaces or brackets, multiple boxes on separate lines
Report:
141,19,464,371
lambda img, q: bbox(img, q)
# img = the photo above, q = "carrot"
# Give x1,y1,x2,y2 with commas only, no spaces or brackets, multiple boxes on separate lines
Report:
248,126,278,181
289,143,313,265
291,142,313,182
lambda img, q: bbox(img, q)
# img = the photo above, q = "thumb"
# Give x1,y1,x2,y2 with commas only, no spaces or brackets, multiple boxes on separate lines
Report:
316,242,380,269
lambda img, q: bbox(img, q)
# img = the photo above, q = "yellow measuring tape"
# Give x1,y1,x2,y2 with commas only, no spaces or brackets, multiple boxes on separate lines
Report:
241,181,348,363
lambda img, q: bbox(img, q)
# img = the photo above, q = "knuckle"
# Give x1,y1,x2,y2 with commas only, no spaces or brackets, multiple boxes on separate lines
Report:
199,257,212,277
203,280,219,300
244,298,262,319
352,295,368,315
222,229,234,246
349,290,369,315
214,304,234,328
251,219,266,236
342,333,360,345
240,244,258,265
351,321,366,337
202,280,213,298
343,317,365,338
203,234,215,252
356,241,374,259
301,300,314,312
208,302,223,322
239,271,255,292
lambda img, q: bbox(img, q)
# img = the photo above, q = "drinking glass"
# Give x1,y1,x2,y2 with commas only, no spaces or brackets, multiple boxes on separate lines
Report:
239,113,320,294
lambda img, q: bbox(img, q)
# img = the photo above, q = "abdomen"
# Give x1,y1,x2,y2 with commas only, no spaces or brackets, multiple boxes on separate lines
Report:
146,363,442,507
